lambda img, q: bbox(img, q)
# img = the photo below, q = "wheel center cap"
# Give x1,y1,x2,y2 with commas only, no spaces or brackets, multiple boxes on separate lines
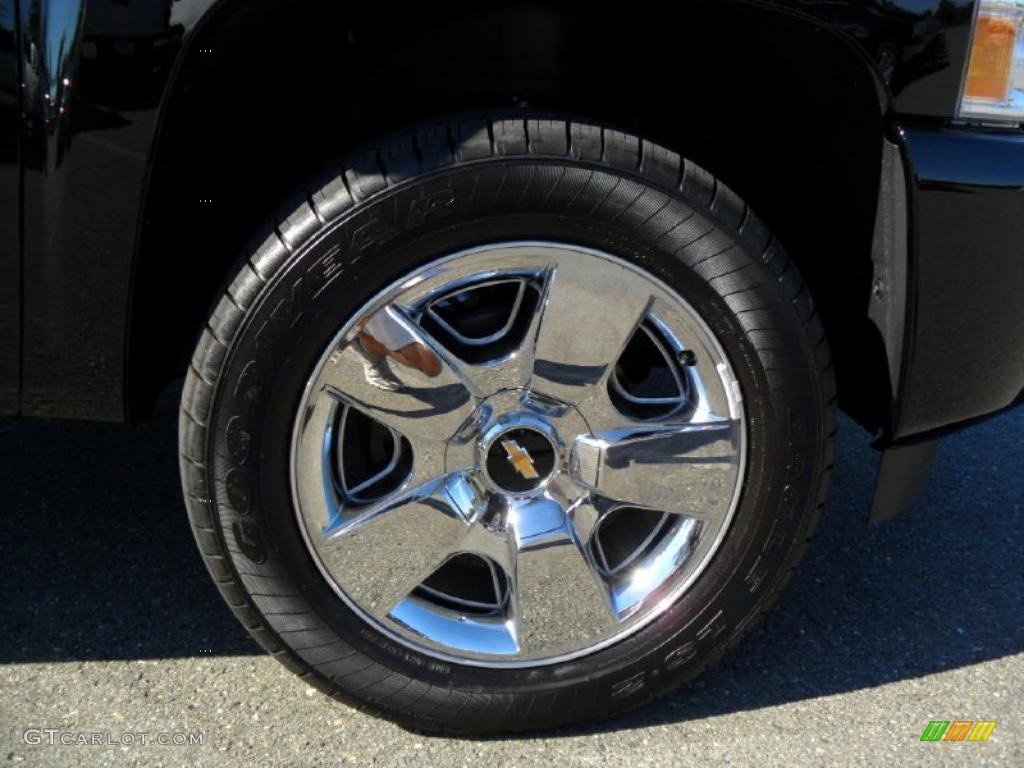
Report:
485,427,557,493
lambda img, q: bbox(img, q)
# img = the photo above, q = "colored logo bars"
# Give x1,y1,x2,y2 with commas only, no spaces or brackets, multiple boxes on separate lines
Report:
920,721,997,742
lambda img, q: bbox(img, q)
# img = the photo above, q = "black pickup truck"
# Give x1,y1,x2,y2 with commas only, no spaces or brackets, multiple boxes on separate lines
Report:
1,0,1021,733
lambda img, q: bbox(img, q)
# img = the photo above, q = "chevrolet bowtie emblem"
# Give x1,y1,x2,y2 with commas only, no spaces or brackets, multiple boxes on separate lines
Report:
501,439,540,480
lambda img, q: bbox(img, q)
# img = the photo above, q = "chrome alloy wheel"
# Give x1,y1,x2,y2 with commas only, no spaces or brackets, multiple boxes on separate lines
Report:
291,242,746,666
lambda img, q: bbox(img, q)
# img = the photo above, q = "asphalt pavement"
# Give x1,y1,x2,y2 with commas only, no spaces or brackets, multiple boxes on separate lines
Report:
1,384,1021,767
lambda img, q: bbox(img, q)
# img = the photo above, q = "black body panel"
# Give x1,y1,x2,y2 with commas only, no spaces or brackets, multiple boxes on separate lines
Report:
895,125,1024,438
15,0,170,420
764,0,977,117
0,0,19,413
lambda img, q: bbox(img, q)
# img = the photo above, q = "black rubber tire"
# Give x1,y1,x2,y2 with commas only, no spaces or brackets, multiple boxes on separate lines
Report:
179,114,836,735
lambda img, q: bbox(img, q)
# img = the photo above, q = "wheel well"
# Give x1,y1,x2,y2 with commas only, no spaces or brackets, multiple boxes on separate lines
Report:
129,0,891,432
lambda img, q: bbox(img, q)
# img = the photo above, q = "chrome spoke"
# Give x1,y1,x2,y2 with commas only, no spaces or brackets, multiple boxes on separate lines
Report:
506,493,617,654
292,388,450,530
528,260,652,424
319,473,481,619
565,496,602,548
570,418,741,519
457,489,617,656
319,303,478,440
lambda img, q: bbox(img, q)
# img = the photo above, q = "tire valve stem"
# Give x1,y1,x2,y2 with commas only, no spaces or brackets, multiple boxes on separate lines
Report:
678,349,697,366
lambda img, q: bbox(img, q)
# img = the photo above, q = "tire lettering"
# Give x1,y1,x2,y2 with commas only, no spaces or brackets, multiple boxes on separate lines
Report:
610,671,645,700
225,416,250,464
786,454,806,483
270,278,303,328
233,360,262,405
780,483,798,522
232,520,266,563
350,215,397,253
406,186,456,228
224,467,250,515
255,279,304,355
696,609,726,641
744,555,767,593
309,244,344,296
663,642,697,671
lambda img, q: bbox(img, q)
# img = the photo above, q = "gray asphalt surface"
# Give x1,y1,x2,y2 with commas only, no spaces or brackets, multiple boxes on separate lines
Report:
1,385,1021,767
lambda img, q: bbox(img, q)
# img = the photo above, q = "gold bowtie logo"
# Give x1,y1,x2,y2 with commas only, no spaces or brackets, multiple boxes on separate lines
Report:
501,440,539,480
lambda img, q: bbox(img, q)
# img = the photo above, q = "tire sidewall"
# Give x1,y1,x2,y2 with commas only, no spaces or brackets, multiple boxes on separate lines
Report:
205,158,824,722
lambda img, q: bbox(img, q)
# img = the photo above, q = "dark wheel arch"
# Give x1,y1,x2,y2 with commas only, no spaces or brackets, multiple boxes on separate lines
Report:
129,0,891,441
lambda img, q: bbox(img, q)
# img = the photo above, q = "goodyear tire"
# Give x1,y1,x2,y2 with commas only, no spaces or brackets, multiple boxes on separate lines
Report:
179,114,836,734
